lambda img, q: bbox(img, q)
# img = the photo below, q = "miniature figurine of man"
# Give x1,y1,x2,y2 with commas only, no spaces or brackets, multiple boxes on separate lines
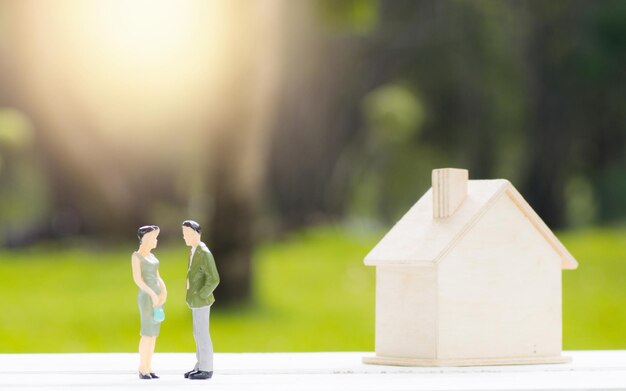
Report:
181,220,220,380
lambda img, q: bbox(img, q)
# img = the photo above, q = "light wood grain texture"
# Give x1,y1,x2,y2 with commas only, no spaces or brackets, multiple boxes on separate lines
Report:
437,194,562,361
432,168,468,219
365,169,578,367
363,354,571,367
364,179,506,265
375,266,437,360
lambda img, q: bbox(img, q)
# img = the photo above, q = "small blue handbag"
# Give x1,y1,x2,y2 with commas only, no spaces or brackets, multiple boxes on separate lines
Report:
153,307,165,322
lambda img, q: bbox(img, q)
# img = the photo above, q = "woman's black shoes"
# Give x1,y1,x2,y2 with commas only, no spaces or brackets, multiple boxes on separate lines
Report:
184,369,197,378
149,373,159,379
139,372,152,380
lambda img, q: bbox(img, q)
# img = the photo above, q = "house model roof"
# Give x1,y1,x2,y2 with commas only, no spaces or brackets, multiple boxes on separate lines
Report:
364,178,578,269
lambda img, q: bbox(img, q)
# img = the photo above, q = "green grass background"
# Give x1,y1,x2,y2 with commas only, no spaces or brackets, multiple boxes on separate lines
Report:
0,226,624,352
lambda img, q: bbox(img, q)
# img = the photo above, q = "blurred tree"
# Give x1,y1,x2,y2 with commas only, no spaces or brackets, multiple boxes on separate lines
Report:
269,0,626,229
572,1,626,224
522,1,585,229
0,108,52,244
0,0,624,284
205,1,283,303
1,0,284,304
267,0,383,228
269,1,533,225
524,0,626,228
351,82,426,222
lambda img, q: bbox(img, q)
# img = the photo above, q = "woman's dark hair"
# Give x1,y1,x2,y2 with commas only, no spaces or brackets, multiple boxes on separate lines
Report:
182,220,201,233
137,225,159,243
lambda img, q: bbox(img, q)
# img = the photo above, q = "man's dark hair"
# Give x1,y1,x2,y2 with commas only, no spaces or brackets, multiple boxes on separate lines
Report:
182,220,201,233
137,225,159,242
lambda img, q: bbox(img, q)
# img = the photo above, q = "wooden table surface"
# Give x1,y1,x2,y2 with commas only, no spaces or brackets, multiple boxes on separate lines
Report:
0,351,625,390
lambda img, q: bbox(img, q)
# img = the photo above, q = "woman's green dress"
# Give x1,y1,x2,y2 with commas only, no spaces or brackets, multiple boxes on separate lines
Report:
136,252,162,337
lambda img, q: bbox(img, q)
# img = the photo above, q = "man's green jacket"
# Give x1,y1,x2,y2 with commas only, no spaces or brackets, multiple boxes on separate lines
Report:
186,242,220,308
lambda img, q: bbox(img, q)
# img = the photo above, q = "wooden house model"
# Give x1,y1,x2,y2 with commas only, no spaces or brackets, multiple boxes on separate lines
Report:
363,168,578,367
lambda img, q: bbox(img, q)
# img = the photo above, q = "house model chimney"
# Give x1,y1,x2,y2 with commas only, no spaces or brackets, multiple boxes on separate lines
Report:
432,168,468,219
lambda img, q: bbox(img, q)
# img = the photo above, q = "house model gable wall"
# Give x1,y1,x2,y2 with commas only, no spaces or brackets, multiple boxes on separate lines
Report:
437,191,563,360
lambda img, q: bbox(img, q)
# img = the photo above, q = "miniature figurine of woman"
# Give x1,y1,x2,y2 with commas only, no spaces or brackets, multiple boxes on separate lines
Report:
131,225,167,379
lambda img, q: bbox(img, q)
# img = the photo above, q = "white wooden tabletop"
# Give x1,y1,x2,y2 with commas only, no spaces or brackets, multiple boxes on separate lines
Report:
0,351,625,390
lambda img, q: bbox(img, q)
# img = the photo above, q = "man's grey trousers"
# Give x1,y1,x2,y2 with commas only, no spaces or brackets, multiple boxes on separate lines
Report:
192,306,213,372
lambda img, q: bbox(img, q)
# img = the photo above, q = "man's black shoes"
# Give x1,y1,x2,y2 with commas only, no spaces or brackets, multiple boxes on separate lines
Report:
189,370,213,380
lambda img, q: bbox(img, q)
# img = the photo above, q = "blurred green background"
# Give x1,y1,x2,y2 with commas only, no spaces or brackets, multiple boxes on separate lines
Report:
1,226,626,352
0,0,625,352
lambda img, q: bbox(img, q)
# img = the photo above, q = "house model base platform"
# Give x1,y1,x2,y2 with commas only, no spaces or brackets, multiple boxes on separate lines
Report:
362,354,571,367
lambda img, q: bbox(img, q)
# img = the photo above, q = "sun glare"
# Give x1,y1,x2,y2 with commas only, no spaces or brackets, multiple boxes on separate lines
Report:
11,0,242,154
80,0,211,68
42,0,228,135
